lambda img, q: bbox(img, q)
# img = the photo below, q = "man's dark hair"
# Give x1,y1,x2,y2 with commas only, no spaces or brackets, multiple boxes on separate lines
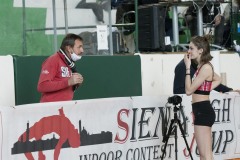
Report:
60,33,83,51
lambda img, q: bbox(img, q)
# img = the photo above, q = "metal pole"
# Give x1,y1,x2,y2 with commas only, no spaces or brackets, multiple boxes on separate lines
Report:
197,7,203,36
63,0,69,34
230,0,233,47
134,0,139,53
22,0,27,55
52,0,58,52
25,24,135,32
108,1,113,55
172,5,179,46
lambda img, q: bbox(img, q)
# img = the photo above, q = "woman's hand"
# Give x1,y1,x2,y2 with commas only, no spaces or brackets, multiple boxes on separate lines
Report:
184,53,191,69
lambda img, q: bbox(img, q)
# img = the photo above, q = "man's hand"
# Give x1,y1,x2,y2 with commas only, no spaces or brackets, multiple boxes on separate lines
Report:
185,15,193,22
231,89,240,94
68,73,84,86
213,14,221,26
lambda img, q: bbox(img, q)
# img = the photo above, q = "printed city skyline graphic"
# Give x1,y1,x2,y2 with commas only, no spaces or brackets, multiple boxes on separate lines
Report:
11,108,113,155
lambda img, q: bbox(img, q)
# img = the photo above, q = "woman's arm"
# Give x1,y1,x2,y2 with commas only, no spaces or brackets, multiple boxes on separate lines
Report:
211,72,222,90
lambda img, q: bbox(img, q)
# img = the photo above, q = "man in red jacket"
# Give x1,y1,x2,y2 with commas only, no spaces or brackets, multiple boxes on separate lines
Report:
37,33,84,102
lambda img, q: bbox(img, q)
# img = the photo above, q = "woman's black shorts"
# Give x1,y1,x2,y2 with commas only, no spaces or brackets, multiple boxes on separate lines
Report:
192,100,215,127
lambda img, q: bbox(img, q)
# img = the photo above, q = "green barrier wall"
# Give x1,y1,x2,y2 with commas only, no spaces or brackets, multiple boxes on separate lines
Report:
13,55,142,105
13,55,48,105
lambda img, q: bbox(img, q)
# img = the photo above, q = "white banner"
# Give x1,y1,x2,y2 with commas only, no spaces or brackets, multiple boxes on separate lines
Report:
0,94,240,160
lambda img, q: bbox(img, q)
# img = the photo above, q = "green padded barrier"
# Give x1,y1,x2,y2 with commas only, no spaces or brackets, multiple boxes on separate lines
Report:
74,55,142,100
13,55,48,105
13,55,142,105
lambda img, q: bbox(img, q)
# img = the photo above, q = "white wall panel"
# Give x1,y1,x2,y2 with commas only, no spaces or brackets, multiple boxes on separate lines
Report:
0,55,15,106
